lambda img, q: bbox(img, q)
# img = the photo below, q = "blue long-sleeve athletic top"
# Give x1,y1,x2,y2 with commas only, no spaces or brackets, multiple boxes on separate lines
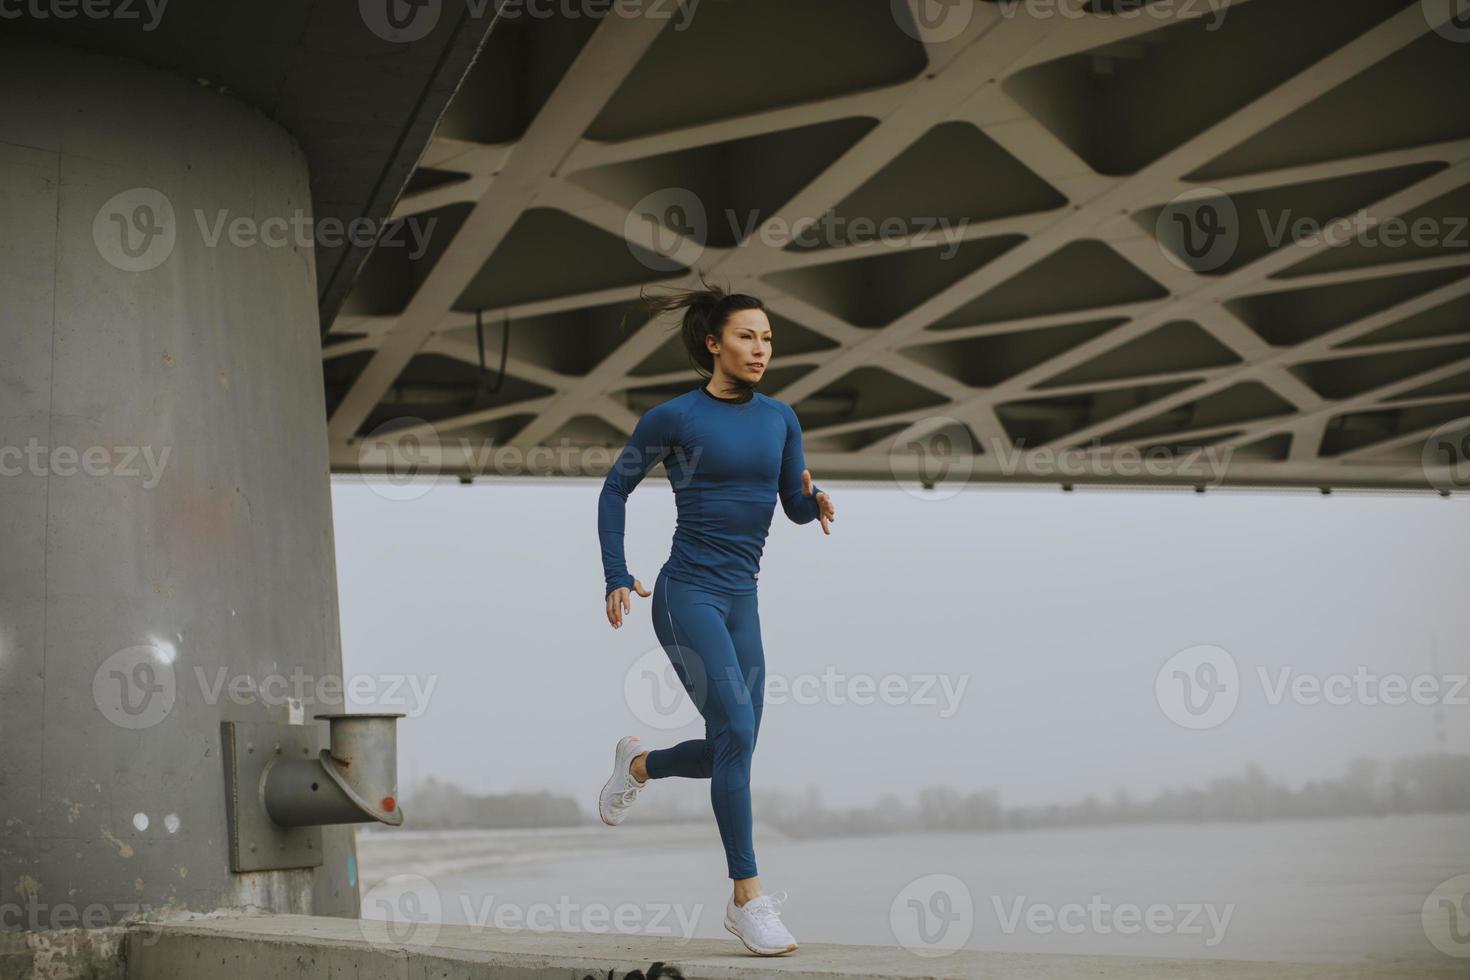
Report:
598,384,824,597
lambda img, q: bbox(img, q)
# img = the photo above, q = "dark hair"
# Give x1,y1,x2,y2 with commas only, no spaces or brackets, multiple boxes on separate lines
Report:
622,272,766,396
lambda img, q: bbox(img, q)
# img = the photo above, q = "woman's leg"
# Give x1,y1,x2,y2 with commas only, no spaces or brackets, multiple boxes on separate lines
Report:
643,575,760,880
723,591,766,901
724,592,765,752
641,573,716,779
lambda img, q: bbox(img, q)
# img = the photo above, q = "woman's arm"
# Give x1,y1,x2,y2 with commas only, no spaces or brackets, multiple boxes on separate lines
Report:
598,401,678,599
778,401,823,525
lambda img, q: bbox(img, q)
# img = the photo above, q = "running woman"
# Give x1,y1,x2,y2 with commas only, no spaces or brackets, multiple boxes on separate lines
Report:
595,279,835,956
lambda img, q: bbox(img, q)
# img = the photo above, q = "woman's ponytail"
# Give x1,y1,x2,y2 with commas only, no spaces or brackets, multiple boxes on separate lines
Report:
621,272,767,392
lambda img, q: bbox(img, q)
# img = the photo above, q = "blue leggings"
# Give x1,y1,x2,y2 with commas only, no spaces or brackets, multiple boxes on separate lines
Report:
644,570,764,880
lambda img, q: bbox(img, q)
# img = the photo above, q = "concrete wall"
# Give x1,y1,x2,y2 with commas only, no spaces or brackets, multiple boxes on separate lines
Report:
0,37,357,933
120,913,1462,980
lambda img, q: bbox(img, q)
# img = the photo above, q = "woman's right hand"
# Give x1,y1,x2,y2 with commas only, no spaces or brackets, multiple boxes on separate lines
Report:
606,579,651,629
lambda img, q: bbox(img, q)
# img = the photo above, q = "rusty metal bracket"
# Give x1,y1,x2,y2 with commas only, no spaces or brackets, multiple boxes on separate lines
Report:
220,720,324,873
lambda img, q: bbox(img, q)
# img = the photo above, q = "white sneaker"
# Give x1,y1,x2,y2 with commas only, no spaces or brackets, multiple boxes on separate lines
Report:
724,891,797,956
597,735,648,826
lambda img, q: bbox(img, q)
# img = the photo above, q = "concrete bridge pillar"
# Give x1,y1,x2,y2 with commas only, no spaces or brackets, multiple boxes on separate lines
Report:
0,35,357,954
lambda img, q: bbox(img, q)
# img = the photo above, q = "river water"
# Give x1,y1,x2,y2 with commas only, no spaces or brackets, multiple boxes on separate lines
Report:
356,812,1470,969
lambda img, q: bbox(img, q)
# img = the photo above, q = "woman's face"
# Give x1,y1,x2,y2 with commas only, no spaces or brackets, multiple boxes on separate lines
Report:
707,308,772,385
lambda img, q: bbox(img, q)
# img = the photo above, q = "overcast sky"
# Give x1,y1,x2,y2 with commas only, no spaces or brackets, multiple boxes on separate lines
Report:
332,476,1468,809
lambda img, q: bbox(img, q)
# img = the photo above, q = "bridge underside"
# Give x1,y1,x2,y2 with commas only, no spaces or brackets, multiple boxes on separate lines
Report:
325,0,1470,492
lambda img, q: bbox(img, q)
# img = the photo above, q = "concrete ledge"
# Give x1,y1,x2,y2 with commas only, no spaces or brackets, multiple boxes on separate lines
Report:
2,927,127,980
122,913,1459,980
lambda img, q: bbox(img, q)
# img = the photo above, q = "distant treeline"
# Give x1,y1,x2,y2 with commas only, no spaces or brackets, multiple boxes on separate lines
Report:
402,753,1470,835
405,778,583,829
753,753,1470,839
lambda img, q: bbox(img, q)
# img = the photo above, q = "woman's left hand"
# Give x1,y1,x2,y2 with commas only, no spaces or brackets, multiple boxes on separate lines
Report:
801,469,835,535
